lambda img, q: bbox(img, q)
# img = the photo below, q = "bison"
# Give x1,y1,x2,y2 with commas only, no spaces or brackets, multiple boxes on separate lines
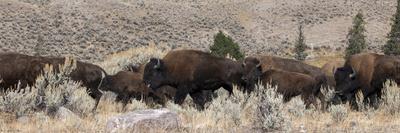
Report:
0,53,107,110
244,56,327,87
258,69,318,107
321,60,344,87
103,70,176,106
334,53,400,107
143,50,246,108
242,56,329,109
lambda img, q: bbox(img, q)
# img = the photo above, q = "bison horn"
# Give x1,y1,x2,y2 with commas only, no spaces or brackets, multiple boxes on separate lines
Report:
332,67,337,75
256,63,261,68
154,59,161,69
349,67,356,79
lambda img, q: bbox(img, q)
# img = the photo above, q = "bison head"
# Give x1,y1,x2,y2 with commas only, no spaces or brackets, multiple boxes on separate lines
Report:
143,58,167,90
334,66,360,101
241,57,263,91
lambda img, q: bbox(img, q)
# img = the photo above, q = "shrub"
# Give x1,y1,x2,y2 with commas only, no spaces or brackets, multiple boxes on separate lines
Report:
384,0,400,55
256,84,291,131
0,57,95,117
210,31,244,60
286,96,306,118
329,104,348,123
99,45,168,74
381,80,400,115
346,12,366,58
294,24,308,61
0,86,38,117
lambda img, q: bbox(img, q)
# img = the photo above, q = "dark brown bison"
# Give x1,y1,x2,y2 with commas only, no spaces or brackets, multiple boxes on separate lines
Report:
244,56,327,87
0,53,107,110
242,56,329,109
143,50,246,107
259,69,318,107
334,53,400,106
321,60,344,87
103,70,175,106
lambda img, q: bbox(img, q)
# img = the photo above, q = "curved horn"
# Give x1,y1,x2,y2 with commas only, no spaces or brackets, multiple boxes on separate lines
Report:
332,67,337,75
256,63,261,68
349,67,356,79
154,59,161,69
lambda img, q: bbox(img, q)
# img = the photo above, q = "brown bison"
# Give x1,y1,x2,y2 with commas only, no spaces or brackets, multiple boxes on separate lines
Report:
259,69,318,107
0,53,107,110
103,70,176,106
143,50,246,107
244,56,327,87
321,60,344,87
242,56,328,109
334,53,400,106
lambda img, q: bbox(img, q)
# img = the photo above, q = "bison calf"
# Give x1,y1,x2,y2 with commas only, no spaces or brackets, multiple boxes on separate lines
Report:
104,71,175,106
259,69,319,107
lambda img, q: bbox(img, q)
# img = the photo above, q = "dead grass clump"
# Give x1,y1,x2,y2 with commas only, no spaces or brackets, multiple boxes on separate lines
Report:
256,84,291,131
98,45,169,74
286,96,306,118
329,104,348,123
381,80,400,115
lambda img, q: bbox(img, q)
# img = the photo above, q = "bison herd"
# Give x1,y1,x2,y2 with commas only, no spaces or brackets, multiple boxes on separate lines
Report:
0,50,399,111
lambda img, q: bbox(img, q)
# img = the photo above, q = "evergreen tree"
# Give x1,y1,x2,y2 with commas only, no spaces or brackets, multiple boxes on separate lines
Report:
210,31,244,60
294,24,308,61
346,12,366,58
384,0,400,55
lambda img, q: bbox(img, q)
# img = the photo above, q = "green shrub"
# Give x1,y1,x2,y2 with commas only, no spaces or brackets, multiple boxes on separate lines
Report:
210,31,244,60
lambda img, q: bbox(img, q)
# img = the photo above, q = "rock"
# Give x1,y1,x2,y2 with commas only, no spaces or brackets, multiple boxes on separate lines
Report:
55,107,81,123
106,108,181,132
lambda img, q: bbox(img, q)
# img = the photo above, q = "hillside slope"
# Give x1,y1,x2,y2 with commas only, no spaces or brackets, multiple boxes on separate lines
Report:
0,0,396,61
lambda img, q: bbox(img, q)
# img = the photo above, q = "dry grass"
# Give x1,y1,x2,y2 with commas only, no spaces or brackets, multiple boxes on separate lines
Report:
1,47,400,132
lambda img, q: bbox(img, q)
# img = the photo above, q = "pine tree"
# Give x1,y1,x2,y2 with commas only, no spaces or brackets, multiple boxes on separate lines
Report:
384,0,400,55
210,31,244,60
345,12,366,58
294,24,308,61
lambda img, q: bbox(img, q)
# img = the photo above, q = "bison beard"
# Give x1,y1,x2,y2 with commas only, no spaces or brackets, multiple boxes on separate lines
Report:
0,53,108,111
143,50,246,108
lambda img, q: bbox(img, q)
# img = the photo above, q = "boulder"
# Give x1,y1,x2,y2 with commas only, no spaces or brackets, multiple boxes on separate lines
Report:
106,108,181,132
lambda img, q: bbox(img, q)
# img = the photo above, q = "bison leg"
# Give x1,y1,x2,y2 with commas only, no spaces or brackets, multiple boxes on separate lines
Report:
174,86,190,105
221,83,233,95
302,94,317,109
189,91,213,110
116,94,130,107
88,89,103,112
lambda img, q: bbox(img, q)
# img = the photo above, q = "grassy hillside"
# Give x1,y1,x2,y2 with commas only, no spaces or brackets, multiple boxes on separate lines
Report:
0,0,396,62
